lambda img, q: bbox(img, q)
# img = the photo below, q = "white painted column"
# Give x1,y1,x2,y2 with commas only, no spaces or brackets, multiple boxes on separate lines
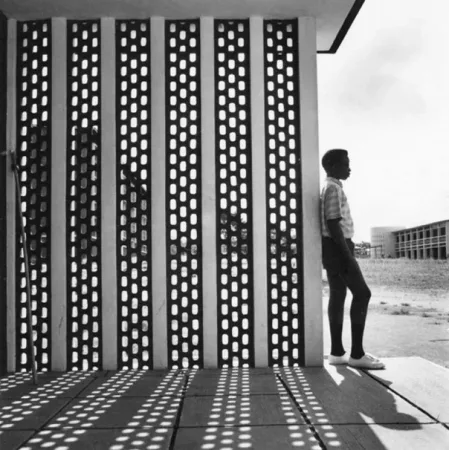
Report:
250,17,268,368
51,17,67,371
200,17,217,368
150,17,168,369
6,19,17,372
298,17,323,366
101,17,117,369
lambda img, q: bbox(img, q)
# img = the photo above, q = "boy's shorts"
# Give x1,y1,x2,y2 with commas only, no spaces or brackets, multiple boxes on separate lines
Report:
322,237,355,274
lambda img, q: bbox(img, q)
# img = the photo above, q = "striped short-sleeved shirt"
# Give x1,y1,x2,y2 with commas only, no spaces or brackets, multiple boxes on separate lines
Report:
320,177,354,239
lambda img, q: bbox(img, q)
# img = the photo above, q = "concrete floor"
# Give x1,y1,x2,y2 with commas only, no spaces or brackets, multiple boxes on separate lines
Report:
1,357,448,449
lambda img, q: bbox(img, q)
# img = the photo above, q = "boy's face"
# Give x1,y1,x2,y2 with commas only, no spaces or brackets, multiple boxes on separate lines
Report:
329,156,351,180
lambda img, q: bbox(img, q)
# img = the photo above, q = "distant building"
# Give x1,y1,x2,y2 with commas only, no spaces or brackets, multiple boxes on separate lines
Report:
370,220,449,259
370,226,404,258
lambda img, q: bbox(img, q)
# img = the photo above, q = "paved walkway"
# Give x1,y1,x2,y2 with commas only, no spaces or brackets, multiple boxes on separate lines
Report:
1,357,448,449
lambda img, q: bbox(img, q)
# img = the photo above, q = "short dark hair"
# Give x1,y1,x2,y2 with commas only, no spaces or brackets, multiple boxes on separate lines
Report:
321,149,348,171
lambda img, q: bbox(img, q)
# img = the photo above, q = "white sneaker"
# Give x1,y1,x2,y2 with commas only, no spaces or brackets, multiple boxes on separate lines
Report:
348,353,385,370
328,353,349,365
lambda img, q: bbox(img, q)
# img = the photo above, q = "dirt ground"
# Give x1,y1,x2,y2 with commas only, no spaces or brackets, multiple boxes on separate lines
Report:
322,285,449,368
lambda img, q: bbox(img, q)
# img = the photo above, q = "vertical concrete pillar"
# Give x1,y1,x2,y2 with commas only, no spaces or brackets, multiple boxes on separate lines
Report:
200,17,218,367
298,17,323,366
250,16,268,367
101,17,117,369
0,13,6,376
51,18,67,370
6,19,17,372
150,17,168,369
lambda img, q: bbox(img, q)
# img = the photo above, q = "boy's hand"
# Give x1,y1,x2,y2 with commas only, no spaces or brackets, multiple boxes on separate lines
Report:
326,218,356,266
342,253,358,271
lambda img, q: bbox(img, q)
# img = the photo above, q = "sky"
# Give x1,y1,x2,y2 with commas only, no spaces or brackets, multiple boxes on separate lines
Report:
317,0,449,242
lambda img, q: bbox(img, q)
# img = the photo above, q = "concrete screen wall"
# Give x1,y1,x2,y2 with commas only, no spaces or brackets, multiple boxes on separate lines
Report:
3,16,323,371
0,11,7,376
0,1,365,372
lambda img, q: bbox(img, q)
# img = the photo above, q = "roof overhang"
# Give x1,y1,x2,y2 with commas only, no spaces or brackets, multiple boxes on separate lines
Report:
0,0,364,53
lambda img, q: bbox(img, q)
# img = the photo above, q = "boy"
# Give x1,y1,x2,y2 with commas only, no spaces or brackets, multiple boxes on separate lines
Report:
320,149,384,369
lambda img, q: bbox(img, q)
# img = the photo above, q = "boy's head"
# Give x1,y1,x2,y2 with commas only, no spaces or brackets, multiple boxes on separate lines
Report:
322,148,351,180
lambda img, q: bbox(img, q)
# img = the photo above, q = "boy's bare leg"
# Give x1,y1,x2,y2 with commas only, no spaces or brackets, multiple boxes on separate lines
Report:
340,261,371,359
326,270,347,357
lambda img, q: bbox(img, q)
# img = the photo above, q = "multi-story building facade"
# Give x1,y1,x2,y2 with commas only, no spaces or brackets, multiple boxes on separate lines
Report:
370,226,404,258
371,220,449,259
394,220,449,260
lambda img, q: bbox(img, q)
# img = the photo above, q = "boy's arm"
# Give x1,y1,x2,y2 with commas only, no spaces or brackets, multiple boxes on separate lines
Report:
326,218,356,264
